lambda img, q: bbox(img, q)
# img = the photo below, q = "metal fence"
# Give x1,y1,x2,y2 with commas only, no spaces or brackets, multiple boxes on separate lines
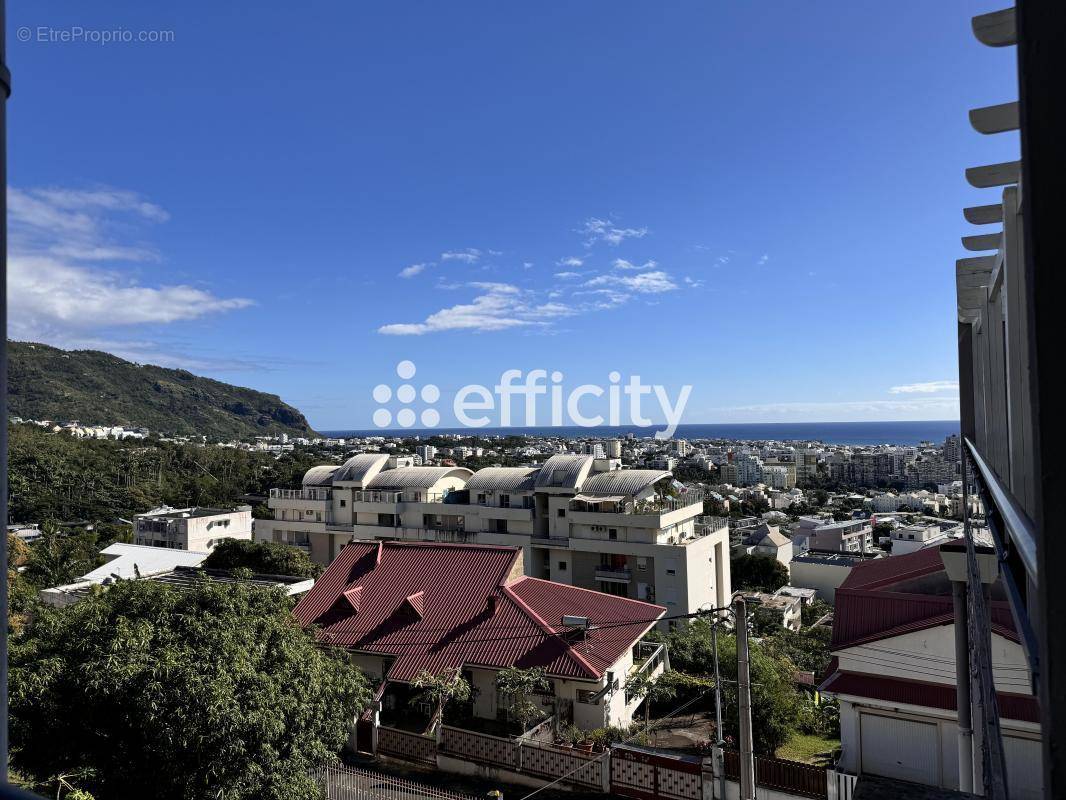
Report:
723,750,828,799
309,763,479,800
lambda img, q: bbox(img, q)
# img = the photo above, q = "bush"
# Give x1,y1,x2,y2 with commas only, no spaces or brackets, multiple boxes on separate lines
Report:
202,537,321,578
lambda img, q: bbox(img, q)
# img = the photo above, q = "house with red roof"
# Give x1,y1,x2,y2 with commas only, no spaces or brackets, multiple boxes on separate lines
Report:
820,545,1041,796
293,541,667,736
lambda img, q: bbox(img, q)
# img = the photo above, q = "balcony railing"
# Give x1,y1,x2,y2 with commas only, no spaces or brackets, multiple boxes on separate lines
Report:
625,641,667,702
571,490,704,515
963,438,1039,685
595,566,632,583
270,488,332,501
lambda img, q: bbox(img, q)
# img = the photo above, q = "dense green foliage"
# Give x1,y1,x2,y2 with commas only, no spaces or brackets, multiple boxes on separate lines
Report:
760,623,833,675
203,538,321,578
8,340,318,438
730,554,790,593
9,579,370,800
661,618,800,754
7,423,321,523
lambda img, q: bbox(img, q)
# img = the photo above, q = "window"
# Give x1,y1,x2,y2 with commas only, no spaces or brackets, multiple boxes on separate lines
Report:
666,567,676,576
500,494,510,508
339,499,346,507
599,581,628,597
477,493,487,505
608,528,617,540
557,508,566,518
576,690,598,705
558,561,567,571
637,557,648,571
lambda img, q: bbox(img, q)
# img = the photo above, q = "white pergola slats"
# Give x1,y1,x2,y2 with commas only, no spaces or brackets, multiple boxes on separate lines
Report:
972,8,1016,47
969,101,1020,134
963,233,1004,252
964,204,1004,225
966,160,1021,188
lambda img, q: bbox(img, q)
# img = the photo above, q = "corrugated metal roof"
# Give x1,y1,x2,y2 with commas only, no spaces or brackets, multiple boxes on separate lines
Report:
81,543,207,582
579,469,671,497
364,466,473,491
821,671,1039,723
334,453,390,484
466,467,539,493
830,545,1019,650
534,455,594,489
302,465,340,487
292,542,665,683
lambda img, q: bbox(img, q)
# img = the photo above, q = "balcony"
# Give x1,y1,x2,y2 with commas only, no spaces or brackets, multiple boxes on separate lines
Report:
270,488,332,501
595,566,632,583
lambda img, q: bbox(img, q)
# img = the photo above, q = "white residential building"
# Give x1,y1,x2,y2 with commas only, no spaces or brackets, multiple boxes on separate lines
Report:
133,505,252,551
256,453,731,628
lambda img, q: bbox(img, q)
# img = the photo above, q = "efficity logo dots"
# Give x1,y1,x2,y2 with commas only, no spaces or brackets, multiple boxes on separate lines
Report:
372,360,441,428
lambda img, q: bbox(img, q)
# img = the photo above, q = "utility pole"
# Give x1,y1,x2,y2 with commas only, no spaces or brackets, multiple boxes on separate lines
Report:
712,615,727,800
735,597,755,800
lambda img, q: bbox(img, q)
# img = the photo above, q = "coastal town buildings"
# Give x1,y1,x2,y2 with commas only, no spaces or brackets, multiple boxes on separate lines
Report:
256,453,731,627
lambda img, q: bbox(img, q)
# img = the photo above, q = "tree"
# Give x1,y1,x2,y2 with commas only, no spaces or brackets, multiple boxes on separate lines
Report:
22,521,101,589
664,618,799,754
9,579,369,800
202,537,321,578
411,668,471,728
624,671,678,730
495,667,550,732
730,554,789,593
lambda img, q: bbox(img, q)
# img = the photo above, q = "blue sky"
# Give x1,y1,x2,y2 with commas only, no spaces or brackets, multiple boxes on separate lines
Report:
8,1,1017,430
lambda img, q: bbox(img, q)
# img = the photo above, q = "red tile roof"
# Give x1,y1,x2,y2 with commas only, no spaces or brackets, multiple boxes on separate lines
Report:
821,670,1039,723
293,542,665,683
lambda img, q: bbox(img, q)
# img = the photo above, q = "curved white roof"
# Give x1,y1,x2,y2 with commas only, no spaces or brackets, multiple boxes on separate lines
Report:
333,453,390,485
303,465,340,487
466,467,539,493
534,455,594,490
580,469,671,498
365,466,474,491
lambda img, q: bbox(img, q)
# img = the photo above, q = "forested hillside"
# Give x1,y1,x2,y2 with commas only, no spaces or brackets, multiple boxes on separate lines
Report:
8,340,318,439
7,423,322,523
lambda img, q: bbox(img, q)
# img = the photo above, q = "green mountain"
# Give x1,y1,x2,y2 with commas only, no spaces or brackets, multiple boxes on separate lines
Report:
7,341,319,440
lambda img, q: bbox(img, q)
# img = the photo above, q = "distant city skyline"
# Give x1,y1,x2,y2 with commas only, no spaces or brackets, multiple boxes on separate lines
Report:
8,1,1009,429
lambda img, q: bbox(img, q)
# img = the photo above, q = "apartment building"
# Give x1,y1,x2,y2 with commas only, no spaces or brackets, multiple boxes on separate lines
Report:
133,505,252,551
256,453,731,627
793,516,873,554
794,448,820,486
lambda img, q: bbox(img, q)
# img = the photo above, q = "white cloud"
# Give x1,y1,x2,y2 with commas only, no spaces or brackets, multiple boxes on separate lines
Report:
580,217,648,247
440,248,482,263
557,256,584,268
683,276,705,288
757,254,769,266
7,185,253,360
554,272,582,280
9,255,253,331
613,258,658,271
377,282,574,336
398,262,430,279
584,270,678,294
889,380,960,395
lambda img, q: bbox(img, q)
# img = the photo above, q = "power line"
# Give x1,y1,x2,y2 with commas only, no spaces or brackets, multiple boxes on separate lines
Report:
514,686,716,800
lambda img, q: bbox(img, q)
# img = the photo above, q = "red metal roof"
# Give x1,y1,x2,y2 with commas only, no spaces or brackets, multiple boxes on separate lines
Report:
821,670,1039,723
292,542,665,682
831,547,1017,650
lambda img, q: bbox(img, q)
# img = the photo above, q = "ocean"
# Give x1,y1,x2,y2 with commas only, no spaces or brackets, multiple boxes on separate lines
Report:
322,420,960,447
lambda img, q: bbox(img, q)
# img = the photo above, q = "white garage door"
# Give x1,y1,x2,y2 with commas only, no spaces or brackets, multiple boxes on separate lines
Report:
1003,736,1043,800
860,713,939,785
